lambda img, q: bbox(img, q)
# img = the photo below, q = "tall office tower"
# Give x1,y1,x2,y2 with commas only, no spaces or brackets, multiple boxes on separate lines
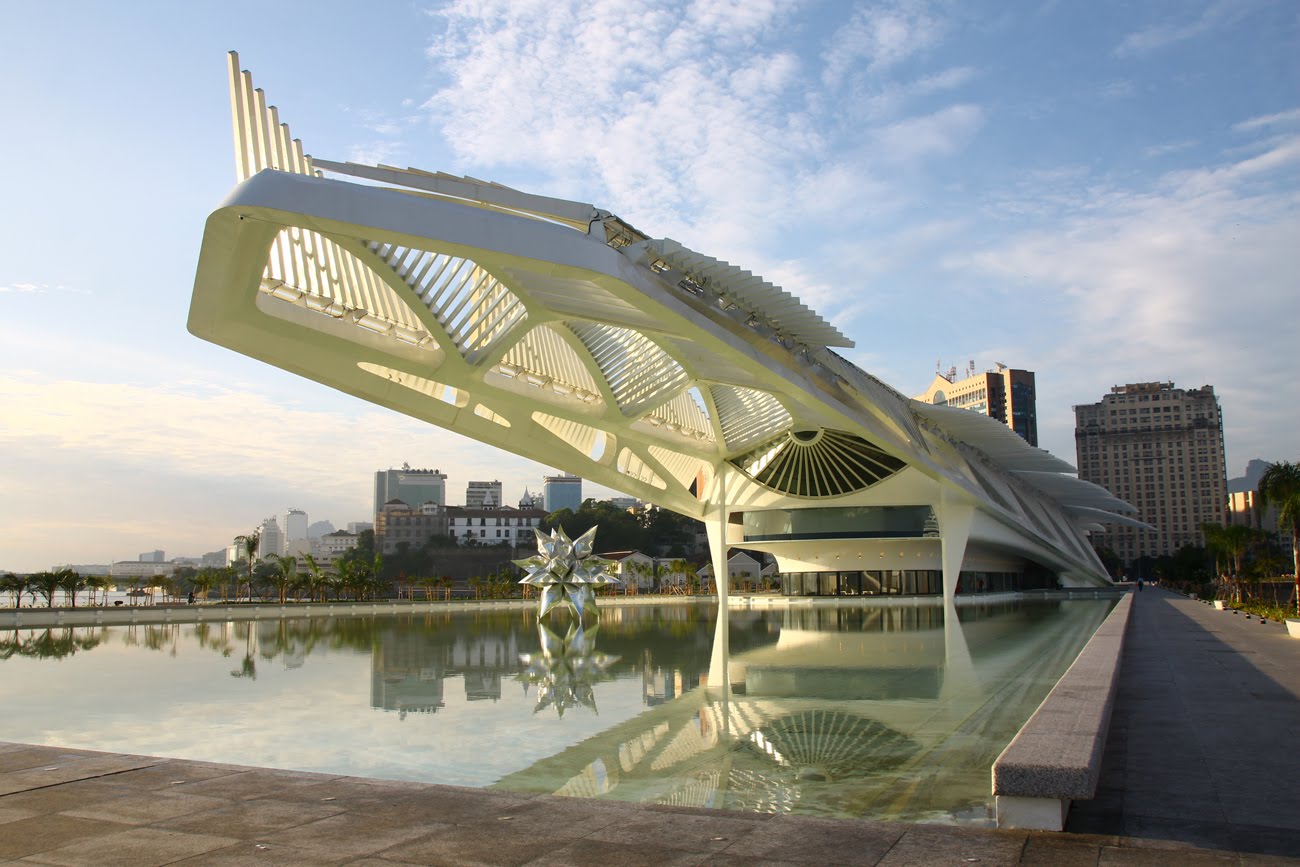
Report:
138,550,165,563
1074,382,1228,566
916,363,1039,446
374,465,447,516
543,473,582,513
257,516,286,559
466,480,503,509
284,508,310,556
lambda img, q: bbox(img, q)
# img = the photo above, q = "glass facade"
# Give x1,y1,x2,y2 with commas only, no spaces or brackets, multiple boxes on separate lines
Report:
743,506,939,542
777,568,1054,596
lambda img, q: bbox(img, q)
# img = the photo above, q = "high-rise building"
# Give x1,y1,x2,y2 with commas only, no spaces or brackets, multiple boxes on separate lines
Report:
543,473,582,513
258,516,285,560
466,480,503,509
916,363,1038,446
138,550,165,563
284,508,310,556
1074,381,1228,565
374,466,447,516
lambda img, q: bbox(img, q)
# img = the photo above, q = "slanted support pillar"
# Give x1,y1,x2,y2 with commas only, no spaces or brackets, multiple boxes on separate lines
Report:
940,493,974,609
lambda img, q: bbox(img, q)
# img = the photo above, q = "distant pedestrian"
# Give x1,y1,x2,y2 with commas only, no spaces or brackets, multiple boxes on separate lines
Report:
187,591,195,604
1136,577,1144,592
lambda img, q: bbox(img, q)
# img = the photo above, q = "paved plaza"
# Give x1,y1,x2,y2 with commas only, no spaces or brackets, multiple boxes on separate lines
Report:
1068,588,1300,858
1,588,1297,865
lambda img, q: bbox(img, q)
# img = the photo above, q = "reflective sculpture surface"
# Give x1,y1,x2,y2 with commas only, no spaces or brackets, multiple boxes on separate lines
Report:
515,526,618,621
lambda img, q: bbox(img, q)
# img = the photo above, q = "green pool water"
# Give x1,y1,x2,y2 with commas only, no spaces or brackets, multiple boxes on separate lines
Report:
0,597,1114,825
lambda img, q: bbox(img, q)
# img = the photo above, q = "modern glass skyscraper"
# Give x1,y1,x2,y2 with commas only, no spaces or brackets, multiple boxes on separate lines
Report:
374,466,447,517
542,473,582,513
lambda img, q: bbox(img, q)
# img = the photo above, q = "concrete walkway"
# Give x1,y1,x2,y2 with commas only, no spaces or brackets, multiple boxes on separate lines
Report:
2,588,1297,866
1067,588,1299,859
0,742,1291,867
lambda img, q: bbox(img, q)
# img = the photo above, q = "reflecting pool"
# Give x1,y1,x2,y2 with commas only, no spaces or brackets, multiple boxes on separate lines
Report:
0,598,1114,824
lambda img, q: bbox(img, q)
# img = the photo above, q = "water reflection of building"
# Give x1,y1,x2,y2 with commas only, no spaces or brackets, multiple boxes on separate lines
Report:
497,601,1114,821
371,618,528,717
640,648,704,707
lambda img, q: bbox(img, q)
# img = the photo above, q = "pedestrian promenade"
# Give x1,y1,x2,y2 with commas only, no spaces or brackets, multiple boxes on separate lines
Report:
1068,587,1299,858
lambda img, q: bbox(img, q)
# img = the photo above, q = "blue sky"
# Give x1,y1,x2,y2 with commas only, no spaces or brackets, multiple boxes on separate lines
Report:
2,1,1297,572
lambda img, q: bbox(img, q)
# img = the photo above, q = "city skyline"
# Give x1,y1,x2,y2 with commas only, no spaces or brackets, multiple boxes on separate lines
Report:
2,2,1298,572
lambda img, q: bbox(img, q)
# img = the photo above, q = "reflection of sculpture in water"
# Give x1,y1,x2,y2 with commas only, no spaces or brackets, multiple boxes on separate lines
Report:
514,525,621,716
515,526,618,621
517,621,619,717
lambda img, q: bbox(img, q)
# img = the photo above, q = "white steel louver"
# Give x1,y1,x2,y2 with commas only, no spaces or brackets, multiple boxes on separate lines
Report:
647,445,709,493
260,229,433,340
567,322,689,417
711,386,793,452
641,388,714,442
617,448,668,489
227,55,434,346
357,362,465,406
531,412,608,461
497,324,602,400
730,428,906,498
364,241,527,363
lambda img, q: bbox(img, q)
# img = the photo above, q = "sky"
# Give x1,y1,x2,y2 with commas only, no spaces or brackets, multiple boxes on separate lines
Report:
1,1,1297,572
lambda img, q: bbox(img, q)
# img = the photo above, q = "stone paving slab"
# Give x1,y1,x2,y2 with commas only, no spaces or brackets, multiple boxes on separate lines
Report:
1067,588,1300,860
1,741,1296,866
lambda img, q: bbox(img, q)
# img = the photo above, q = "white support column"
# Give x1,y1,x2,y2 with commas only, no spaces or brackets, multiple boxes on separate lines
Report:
706,468,731,688
940,493,974,609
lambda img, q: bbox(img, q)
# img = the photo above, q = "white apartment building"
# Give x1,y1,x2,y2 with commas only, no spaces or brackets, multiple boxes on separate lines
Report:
447,506,546,545
313,529,360,559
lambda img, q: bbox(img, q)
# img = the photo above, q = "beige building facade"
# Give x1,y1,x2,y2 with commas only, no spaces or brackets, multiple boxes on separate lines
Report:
1074,382,1227,565
916,365,1038,446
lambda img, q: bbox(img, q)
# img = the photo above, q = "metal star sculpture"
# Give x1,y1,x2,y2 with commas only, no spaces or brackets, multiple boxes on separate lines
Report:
517,621,619,717
515,526,618,621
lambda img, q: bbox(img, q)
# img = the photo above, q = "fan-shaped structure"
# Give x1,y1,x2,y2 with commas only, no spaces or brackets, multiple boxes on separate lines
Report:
191,53,1137,609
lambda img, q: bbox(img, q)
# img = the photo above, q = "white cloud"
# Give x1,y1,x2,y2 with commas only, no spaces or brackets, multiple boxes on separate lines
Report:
952,133,1300,467
1116,0,1263,57
1234,107,1300,132
1143,139,1197,158
822,0,947,84
873,104,984,162
419,0,977,272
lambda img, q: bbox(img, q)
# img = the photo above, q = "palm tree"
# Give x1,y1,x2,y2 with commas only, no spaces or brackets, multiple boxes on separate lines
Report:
302,554,327,602
30,572,62,608
1202,523,1264,603
233,530,261,602
56,569,86,608
1257,461,1300,615
267,554,299,604
329,558,351,601
1,573,32,609
84,575,112,606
